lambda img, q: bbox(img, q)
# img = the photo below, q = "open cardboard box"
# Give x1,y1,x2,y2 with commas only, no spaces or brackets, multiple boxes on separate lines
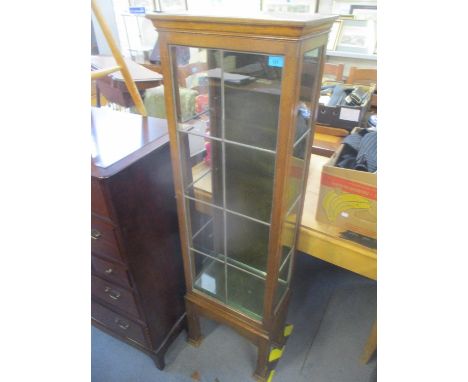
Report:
315,127,377,239
317,83,376,131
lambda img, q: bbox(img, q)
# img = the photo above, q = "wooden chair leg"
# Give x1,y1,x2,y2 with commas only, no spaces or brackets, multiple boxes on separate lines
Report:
360,320,377,364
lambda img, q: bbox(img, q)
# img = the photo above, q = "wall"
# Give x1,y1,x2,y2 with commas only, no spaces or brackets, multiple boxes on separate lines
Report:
319,0,378,77
91,0,121,55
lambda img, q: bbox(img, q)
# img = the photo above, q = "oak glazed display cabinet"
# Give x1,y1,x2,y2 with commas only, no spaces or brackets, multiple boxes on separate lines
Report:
146,12,336,380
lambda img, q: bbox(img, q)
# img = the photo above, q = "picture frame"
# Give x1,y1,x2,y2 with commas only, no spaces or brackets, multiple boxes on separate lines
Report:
350,4,377,55
326,20,343,51
159,0,188,12
335,19,376,55
338,14,355,20
350,4,377,16
350,5,377,25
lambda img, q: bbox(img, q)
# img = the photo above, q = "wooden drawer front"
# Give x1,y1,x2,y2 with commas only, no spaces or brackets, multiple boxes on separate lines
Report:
91,216,123,263
91,178,111,218
92,256,131,288
92,300,149,348
92,276,140,318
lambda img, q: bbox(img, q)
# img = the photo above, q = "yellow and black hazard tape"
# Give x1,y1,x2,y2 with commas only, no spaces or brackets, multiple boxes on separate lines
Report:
283,324,294,338
265,324,294,382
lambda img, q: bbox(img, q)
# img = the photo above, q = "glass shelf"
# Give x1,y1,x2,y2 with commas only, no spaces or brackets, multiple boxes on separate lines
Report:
192,250,287,321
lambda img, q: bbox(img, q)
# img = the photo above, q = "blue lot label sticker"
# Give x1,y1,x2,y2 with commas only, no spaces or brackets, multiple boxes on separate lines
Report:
268,56,284,68
129,6,146,14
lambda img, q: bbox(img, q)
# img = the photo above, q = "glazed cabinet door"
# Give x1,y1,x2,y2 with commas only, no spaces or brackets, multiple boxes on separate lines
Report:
170,47,287,320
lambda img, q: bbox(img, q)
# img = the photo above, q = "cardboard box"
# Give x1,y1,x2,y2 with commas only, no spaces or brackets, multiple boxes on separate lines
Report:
317,84,376,131
316,128,377,239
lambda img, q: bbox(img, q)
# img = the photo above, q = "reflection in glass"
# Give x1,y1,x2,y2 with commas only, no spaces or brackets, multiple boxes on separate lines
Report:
300,48,320,104
186,198,224,258
171,47,222,138
226,265,265,320
179,135,224,207
193,251,226,303
223,51,283,150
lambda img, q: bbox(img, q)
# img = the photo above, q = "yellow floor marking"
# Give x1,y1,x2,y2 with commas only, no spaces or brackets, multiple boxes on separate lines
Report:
267,370,276,382
284,324,294,337
269,347,284,363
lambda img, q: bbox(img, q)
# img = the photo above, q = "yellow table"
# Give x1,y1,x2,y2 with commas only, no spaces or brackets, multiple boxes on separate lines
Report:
299,154,377,281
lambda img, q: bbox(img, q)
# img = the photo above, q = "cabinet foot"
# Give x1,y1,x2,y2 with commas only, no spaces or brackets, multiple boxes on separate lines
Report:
253,339,270,381
151,354,165,370
186,301,203,347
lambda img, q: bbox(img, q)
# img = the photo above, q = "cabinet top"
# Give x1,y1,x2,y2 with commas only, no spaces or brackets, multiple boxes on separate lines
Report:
146,12,337,39
91,107,169,178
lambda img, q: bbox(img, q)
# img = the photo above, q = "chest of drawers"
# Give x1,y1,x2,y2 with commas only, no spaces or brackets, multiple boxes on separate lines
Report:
91,107,185,369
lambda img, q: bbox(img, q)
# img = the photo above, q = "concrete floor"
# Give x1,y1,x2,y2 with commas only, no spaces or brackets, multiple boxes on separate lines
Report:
92,254,377,382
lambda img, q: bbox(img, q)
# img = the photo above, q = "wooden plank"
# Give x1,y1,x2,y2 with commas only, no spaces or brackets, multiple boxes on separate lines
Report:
315,124,349,137
311,132,342,157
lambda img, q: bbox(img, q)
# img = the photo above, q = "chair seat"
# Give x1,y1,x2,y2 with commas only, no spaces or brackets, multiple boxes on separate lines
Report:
144,85,198,121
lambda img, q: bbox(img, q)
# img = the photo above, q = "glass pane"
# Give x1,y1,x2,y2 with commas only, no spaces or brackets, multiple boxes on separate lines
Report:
273,251,291,309
284,47,320,210
226,212,270,275
186,198,224,258
285,132,310,210
275,48,321,310
179,134,223,207
299,48,320,109
193,251,226,303
192,251,266,320
274,197,300,309
280,199,300,265
226,265,265,320
279,251,292,282
223,51,283,151
171,46,223,139
225,142,276,223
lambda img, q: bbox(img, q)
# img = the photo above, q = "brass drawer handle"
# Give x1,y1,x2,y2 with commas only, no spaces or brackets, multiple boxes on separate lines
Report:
114,318,129,330
91,229,102,240
104,286,121,300
104,268,113,275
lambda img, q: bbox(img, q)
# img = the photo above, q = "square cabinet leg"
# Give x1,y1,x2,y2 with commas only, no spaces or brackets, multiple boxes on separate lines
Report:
151,354,165,370
186,301,203,347
271,327,286,348
253,339,271,382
